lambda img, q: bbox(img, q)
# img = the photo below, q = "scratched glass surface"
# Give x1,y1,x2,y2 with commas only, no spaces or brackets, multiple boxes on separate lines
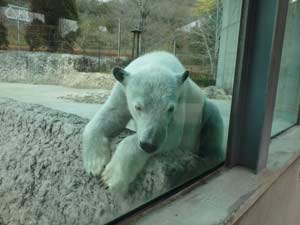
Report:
0,0,242,224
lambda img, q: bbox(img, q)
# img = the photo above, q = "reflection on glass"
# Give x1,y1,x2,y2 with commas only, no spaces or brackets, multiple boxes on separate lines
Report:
0,0,242,224
271,0,300,136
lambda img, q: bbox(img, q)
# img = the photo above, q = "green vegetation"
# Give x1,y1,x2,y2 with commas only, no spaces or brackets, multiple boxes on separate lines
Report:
3,0,221,83
0,24,9,49
25,0,79,52
0,0,8,49
75,0,196,52
24,19,46,51
189,0,222,79
75,0,221,80
0,0,7,6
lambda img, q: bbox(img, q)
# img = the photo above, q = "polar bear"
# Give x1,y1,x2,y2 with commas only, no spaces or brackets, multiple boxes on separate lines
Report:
82,51,224,193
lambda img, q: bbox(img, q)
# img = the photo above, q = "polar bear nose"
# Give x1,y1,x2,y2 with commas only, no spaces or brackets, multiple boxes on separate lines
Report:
139,142,157,153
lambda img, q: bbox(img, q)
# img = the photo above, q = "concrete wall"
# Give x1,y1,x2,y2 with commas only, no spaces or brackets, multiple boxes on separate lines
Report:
234,157,300,225
0,50,128,84
216,0,242,93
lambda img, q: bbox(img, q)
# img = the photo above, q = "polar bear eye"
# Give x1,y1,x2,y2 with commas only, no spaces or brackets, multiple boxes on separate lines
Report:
168,105,175,113
135,105,142,111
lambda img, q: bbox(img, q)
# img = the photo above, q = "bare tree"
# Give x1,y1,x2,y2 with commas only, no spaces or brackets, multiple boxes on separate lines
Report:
190,0,222,79
114,0,194,53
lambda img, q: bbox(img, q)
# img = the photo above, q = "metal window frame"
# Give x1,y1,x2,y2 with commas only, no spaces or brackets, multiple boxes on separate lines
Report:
226,0,289,172
298,86,300,125
298,104,300,125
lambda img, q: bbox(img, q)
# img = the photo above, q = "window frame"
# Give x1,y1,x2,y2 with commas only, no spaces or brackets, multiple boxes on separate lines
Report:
226,0,290,172
298,104,300,124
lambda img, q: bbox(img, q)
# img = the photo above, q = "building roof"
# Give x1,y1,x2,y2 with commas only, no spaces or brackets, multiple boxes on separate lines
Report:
0,4,44,23
177,19,202,33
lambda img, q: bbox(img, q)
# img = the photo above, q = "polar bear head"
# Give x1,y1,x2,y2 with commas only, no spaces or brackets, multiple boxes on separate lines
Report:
112,66,189,153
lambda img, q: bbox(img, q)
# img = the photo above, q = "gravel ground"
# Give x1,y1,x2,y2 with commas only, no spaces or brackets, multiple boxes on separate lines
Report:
58,92,111,104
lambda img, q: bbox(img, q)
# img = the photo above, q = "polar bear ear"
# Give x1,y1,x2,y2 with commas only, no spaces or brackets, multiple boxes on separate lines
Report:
178,70,190,85
112,67,130,84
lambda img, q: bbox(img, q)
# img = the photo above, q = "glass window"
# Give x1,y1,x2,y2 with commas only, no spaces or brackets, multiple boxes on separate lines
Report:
271,0,300,136
0,0,242,224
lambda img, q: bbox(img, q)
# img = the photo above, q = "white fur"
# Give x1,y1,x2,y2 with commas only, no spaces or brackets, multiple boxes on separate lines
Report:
83,51,207,193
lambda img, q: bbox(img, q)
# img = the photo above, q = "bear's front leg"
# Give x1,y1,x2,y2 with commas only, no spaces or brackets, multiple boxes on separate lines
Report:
101,134,150,194
82,84,131,175
82,127,111,175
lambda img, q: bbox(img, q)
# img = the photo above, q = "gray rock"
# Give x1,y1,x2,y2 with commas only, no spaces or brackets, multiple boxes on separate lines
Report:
0,98,219,225
203,86,232,100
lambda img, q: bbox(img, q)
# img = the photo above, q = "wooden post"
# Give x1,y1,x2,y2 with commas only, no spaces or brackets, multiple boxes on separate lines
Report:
136,32,140,57
117,18,121,57
173,39,176,55
132,32,136,59
131,28,142,59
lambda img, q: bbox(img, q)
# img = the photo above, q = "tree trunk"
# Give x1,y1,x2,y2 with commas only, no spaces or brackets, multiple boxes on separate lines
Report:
199,28,215,79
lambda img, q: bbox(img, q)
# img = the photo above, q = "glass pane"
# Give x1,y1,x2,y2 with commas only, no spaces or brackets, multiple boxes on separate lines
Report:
271,0,300,136
0,0,242,224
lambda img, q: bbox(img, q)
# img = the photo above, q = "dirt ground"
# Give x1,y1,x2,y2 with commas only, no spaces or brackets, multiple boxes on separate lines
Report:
0,82,105,119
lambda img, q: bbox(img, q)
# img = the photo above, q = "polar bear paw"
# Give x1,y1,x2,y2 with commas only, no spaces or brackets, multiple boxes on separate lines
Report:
100,159,130,193
84,154,109,176
83,144,111,176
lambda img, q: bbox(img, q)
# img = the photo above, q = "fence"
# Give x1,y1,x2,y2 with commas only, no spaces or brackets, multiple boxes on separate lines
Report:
4,21,132,57
3,20,216,80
